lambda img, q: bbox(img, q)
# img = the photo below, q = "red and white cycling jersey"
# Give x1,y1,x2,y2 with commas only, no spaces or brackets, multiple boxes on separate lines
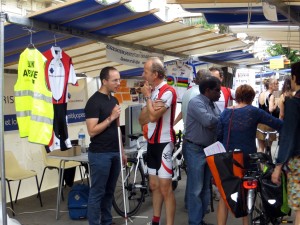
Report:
43,46,77,104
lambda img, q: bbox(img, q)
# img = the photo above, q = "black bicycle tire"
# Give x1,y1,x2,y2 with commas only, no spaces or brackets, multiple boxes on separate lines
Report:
112,158,146,217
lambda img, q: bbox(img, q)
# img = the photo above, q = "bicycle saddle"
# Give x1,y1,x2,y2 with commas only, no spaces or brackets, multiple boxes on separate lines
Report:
249,152,272,164
128,133,143,140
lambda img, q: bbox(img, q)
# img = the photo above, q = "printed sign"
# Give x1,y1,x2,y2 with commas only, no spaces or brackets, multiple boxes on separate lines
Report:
106,44,164,68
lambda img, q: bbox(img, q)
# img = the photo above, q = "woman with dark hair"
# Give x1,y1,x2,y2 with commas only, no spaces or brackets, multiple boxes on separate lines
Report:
278,76,293,119
216,84,282,225
272,61,300,225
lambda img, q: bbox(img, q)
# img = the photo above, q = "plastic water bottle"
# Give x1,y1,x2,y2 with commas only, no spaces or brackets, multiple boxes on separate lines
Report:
78,128,86,153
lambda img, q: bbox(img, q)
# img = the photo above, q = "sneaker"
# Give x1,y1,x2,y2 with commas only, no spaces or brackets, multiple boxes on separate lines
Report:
146,221,160,225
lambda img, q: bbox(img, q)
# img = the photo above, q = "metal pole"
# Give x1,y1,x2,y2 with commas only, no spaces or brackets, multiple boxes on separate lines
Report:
0,11,7,225
117,127,128,225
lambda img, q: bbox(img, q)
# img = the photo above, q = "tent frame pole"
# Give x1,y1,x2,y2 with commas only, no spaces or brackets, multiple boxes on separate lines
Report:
0,11,8,225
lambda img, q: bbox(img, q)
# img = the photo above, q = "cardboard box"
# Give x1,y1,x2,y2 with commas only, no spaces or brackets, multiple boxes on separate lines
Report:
48,145,81,157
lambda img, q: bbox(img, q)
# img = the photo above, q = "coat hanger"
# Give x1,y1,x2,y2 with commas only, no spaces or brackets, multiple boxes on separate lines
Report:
23,25,35,49
52,34,61,54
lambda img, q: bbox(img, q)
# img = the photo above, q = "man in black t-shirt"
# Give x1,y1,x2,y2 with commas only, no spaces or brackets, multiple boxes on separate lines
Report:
84,66,127,225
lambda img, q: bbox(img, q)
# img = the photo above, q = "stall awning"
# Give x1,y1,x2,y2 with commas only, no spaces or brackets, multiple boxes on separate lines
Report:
4,0,249,77
167,0,300,25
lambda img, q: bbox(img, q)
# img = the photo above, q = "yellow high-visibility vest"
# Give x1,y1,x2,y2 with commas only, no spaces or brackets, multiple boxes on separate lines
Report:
14,48,54,145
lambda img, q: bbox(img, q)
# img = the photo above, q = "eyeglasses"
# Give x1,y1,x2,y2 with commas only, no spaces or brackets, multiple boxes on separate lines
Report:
107,79,120,84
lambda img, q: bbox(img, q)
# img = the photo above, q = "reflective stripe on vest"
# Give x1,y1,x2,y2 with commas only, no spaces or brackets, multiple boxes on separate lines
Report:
14,48,54,145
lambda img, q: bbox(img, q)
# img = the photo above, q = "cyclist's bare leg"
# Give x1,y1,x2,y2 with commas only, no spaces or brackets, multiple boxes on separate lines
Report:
242,216,248,225
257,139,265,152
149,175,163,221
294,209,300,225
217,198,228,225
159,177,175,225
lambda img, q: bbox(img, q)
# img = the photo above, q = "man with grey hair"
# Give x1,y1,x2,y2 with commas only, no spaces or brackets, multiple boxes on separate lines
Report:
139,57,177,225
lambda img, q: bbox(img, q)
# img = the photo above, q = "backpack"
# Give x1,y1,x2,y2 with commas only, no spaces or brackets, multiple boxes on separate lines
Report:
68,184,89,220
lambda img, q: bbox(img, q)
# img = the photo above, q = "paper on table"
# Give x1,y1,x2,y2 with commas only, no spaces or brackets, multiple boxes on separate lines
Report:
204,141,226,156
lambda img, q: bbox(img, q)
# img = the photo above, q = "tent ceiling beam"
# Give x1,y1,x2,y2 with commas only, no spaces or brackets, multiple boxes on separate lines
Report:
5,14,187,59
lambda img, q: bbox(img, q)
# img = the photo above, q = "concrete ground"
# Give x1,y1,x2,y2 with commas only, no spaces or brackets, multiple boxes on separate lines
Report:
7,141,295,225
8,172,240,225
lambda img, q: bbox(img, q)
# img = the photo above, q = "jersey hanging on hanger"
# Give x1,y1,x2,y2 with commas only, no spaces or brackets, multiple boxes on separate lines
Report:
43,46,78,151
165,60,194,102
14,48,54,145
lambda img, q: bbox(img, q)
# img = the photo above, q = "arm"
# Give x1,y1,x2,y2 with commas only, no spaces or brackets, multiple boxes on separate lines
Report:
174,111,182,125
276,99,299,164
278,95,285,119
86,104,121,138
188,98,219,128
268,94,278,113
258,108,282,131
271,164,283,185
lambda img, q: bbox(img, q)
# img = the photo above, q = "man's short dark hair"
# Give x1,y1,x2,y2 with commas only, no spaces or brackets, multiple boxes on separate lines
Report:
99,66,118,84
291,61,300,85
199,75,221,94
194,69,211,85
209,66,224,78
148,57,165,79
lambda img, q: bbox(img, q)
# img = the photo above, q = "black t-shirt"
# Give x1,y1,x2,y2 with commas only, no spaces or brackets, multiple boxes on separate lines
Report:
84,91,119,153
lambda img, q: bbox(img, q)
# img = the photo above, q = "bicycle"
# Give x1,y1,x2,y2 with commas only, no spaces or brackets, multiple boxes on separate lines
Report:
243,152,291,225
257,128,278,161
112,131,184,217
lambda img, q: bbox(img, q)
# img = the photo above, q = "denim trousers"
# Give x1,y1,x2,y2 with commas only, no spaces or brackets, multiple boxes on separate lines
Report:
87,151,120,225
185,142,211,225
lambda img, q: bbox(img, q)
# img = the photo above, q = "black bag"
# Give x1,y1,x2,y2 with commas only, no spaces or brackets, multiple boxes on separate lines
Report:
68,184,89,220
260,168,290,218
207,151,247,218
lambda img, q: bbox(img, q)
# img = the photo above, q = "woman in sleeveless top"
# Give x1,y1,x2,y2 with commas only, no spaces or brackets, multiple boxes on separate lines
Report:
278,76,293,119
256,78,280,152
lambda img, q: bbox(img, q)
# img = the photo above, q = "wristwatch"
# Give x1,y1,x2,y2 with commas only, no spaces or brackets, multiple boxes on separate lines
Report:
144,96,151,101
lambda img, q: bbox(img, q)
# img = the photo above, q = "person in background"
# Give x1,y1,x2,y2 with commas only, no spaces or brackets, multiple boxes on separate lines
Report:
185,75,221,225
209,66,235,201
278,76,293,119
209,67,235,112
272,61,300,225
173,69,211,210
256,78,280,152
217,84,282,225
84,66,127,225
139,57,177,225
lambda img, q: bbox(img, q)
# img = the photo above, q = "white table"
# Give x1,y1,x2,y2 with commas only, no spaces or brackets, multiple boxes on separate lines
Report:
48,153,90,220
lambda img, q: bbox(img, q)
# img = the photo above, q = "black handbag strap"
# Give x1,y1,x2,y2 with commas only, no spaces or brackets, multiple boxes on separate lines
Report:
226,108,234,150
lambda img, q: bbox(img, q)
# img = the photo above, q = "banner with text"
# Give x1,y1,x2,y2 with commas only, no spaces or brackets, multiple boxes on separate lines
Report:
106,44,164,68
3,74,87,131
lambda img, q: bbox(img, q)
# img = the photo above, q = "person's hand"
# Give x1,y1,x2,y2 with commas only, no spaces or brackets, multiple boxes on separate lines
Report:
153,99,165,111
271,166,282,185
141,81,152,98
110,104,121,120
122,153,127,166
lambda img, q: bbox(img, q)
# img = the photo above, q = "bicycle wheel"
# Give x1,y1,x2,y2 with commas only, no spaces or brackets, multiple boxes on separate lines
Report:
112,158,146,217
248,192,269,225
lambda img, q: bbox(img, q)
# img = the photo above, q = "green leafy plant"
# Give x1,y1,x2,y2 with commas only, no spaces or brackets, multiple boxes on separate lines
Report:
266,43,300,64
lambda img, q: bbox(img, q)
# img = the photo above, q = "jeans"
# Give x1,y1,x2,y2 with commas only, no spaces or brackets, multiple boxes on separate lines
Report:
185,142,211,225
87,151,120,225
